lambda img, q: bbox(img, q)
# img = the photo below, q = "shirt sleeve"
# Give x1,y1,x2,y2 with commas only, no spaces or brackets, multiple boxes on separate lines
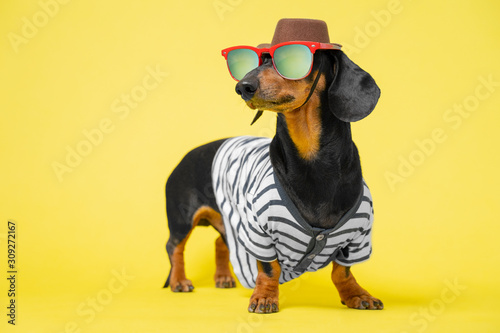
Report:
334,203,374,266
236,197,278,262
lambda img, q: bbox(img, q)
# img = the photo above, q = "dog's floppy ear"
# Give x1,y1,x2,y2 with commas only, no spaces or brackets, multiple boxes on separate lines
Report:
328,51,380,122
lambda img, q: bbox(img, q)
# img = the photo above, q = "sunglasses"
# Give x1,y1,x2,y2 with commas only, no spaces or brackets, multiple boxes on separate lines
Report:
221,41,341,81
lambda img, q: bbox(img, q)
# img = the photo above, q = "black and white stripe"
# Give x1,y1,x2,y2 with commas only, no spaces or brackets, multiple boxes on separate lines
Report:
212,136,374,289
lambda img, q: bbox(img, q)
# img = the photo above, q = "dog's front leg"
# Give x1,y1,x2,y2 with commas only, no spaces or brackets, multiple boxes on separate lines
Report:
331,262,383,310
248,260,281,313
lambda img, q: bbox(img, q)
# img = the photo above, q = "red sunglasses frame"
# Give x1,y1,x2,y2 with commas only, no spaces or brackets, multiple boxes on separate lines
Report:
221,41,342,81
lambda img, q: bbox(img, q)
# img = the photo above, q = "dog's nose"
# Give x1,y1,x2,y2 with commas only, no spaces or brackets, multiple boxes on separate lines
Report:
235,78,258,101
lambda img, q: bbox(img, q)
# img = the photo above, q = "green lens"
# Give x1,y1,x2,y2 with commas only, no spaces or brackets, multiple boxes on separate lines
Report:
227,49,259,80
273,44,312,79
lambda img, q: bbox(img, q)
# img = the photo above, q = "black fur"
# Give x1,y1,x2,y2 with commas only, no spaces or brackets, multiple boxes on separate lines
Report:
328,51,380,122
258,261,275,278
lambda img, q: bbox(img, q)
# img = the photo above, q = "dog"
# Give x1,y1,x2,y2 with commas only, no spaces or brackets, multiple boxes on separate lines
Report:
163,19,383,313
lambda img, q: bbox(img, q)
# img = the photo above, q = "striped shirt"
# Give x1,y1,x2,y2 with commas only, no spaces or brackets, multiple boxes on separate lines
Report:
212,136,374,289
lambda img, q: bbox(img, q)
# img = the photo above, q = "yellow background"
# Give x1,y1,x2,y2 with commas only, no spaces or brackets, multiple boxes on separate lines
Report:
1,0,499,332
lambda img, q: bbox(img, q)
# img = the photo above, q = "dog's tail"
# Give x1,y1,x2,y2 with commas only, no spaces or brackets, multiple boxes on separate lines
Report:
163,269,172,288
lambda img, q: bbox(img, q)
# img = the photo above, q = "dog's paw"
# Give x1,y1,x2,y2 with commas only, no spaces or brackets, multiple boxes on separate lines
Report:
248,294,279,314
170,279,194,293
215,274,236,288
341,295,383,310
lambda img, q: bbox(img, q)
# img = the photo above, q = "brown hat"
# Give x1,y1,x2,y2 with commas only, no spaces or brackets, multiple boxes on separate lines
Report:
270,18,332,46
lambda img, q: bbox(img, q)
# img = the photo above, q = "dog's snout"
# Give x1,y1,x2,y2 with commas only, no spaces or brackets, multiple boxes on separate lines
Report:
235,78,259,101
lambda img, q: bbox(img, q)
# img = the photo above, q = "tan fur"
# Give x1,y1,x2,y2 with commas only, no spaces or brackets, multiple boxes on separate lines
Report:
247,69,326,160
331,262,383,309
214,236,235,288
168,217,198,292
248,260,281,313
282,75,326,160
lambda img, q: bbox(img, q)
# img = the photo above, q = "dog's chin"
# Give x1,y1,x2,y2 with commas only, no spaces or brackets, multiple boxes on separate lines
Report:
246,96,302,113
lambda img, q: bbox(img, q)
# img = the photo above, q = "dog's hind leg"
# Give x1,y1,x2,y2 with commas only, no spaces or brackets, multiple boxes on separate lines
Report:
214,236,236,288
164,206,212,292
163,180,198,292
186,206,235,289
165,228,196,292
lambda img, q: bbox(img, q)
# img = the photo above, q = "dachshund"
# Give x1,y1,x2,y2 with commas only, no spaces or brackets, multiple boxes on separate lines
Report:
163,46,382,313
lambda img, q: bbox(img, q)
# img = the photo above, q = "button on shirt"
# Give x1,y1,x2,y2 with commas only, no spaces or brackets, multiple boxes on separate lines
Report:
212,136,374,289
